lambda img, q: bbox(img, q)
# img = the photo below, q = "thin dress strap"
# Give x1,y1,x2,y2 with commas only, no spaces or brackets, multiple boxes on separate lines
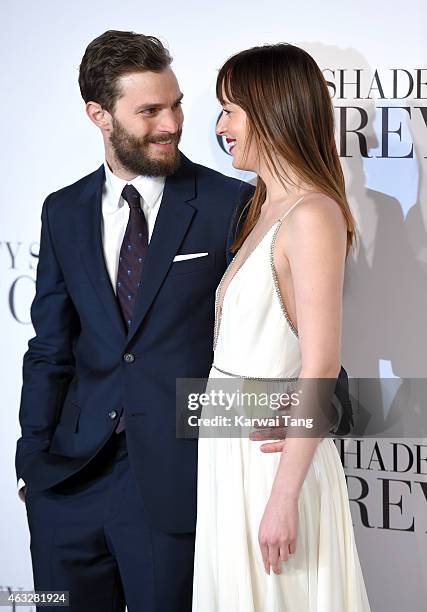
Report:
279,196,305,223
270,195,305,339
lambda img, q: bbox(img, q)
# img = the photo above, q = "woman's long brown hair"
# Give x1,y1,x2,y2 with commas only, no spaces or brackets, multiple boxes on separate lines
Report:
216,44,356,257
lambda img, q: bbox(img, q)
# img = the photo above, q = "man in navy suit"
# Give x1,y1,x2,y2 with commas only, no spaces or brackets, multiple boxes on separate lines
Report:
16,30,253,611
16,29,352,612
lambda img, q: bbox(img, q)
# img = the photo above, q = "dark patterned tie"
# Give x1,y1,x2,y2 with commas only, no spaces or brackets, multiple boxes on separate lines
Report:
115,184,148,433
117,184,148,327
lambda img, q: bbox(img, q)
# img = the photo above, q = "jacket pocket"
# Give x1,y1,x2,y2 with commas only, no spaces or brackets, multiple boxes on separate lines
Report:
48,401,81,457
168,252,214,276
57,399,81,432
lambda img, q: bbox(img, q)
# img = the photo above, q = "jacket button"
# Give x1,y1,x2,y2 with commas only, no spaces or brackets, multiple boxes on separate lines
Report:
108,409,118,420
123,353,135,363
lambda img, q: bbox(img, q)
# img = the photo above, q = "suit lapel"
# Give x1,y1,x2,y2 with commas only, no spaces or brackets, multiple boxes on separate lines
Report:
126,155,197,344
74,165,127,341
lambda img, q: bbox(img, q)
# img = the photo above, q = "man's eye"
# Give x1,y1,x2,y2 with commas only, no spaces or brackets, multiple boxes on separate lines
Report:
141,108,157,115
173,100,183,109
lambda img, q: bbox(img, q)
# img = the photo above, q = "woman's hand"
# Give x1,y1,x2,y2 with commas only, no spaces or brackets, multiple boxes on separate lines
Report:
258,491,299,574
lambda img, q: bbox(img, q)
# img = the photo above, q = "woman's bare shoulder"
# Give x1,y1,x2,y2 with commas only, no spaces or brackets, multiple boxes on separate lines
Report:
286,192,347,233
277,192,347,255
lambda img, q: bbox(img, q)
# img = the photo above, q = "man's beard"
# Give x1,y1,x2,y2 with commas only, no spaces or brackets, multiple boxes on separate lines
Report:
110,116,182,177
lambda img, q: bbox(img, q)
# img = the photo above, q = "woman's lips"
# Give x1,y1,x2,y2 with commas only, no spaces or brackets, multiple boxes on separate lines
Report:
226,138,236,154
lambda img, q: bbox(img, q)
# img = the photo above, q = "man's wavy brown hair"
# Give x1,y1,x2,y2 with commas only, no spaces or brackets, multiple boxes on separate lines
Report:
79,30,172,112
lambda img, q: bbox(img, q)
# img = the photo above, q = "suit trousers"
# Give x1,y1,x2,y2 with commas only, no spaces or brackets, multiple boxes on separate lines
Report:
25,431,195,612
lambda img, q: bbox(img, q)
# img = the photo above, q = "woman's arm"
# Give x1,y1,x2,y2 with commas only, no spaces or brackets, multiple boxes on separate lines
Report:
258,194,347,575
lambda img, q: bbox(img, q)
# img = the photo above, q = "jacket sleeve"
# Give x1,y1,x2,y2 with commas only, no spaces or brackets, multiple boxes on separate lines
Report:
15,194,80,481
331,365,354,436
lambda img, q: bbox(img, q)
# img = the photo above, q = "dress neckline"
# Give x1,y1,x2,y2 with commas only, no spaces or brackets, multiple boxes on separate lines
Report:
218,220,280,312
213,196,305,350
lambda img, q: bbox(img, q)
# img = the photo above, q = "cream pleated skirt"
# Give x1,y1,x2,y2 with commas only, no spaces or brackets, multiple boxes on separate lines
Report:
193,433,372,612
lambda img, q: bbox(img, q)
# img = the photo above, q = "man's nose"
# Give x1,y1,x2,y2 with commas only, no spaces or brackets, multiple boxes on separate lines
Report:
158,110,181,133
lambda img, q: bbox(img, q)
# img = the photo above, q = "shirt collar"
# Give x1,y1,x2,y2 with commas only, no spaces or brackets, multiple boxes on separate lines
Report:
103,160,165,212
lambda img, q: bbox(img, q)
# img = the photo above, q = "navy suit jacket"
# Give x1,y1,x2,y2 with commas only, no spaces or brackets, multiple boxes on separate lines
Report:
16,153,253,533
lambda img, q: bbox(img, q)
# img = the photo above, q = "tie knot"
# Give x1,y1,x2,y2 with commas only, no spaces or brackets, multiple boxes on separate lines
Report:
122,184,141,209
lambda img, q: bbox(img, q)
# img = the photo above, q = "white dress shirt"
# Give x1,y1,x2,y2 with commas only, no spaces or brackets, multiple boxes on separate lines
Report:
102,161,165,293
18,163,166,497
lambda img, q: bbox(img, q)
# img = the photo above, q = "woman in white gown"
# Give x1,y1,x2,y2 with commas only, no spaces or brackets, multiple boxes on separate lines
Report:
192,44,372,611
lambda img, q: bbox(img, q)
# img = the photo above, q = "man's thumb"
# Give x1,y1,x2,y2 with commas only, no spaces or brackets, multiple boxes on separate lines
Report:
260,442,284,453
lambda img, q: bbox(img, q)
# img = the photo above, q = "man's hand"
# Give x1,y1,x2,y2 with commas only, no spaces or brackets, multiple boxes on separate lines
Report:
249,427,287,453
249,381,342,451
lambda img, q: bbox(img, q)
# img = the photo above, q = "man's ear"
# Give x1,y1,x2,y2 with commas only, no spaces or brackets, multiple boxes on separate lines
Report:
85,101,112,132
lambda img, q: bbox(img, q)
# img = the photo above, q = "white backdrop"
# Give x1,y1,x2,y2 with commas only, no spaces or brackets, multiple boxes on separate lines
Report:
1,1,426,610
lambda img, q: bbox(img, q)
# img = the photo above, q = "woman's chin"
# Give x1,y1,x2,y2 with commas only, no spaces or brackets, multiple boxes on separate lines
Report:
231,156,244,170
